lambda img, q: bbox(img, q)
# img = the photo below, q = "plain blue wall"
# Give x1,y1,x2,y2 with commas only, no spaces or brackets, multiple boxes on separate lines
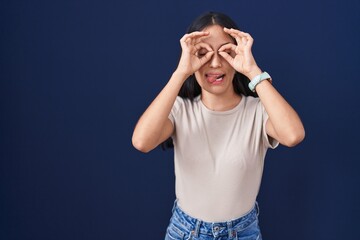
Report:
1,0,359,239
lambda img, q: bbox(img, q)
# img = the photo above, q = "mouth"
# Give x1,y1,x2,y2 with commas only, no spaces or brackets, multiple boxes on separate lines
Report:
205,73,226,84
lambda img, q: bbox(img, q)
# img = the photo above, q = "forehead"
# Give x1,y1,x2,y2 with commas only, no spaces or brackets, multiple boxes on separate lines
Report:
201,25,234,48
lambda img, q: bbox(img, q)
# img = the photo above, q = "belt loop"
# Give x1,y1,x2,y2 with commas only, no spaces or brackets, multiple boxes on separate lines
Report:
255,201,260,217
171,199,178,214
227,221,233,239
192,220,201,237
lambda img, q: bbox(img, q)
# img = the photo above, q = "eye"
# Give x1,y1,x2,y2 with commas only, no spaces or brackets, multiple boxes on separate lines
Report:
219,50,233,58
197,49,208,57
223,50,235,57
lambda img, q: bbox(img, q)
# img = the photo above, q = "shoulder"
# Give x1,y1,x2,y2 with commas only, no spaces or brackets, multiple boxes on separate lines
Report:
171,96,199,118
242,95,261,109
174,96,201,109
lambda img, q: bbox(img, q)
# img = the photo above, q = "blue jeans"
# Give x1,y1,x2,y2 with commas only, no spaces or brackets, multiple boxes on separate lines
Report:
165,200,262,240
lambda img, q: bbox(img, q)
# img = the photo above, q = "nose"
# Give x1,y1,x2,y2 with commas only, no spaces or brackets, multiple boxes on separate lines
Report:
209,52,222,68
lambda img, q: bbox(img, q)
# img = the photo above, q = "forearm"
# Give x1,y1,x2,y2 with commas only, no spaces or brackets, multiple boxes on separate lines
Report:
132,30,218,152
132,71,188,152
249,70,305,146
218,28,305,146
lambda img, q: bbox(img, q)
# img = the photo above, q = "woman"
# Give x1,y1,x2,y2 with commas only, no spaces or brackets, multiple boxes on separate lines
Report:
132,12,305,240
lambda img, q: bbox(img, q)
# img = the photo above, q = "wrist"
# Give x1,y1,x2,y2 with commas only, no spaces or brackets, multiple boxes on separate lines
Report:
172,69,191,81
245,67,262,80
248,71,272,92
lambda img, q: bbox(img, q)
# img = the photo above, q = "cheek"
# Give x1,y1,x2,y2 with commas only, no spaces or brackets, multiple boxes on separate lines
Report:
194,71,204,83
194,74,203,88
225,65,236,76
229,69,236,77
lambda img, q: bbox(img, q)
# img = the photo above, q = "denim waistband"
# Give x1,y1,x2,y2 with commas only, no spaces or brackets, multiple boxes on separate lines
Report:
171,200,259,238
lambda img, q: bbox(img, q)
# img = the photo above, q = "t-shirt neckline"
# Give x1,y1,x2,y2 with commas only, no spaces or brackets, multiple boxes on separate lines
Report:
197,94,245,115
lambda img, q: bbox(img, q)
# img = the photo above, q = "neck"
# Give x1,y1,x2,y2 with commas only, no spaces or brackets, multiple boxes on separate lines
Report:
201,91,241,111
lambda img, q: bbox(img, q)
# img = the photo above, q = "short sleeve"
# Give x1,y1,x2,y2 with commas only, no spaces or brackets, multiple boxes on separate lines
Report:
260,103,279,149
168,96,183,125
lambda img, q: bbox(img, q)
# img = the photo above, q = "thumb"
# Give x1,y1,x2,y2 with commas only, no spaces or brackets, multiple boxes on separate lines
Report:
218,51,233,66
199,51,214,65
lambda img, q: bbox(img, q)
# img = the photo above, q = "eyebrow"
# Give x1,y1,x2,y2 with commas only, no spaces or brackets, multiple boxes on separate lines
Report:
220,42,232,47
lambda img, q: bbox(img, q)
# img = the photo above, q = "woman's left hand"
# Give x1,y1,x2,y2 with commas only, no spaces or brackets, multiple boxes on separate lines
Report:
218,28,261,79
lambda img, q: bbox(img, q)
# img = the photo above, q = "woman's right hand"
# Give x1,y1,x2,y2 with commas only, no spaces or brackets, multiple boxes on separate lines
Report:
132,32,214,153
176,31,214,77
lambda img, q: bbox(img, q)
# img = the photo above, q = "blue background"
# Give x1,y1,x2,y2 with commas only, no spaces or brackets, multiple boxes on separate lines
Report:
1,0,359,239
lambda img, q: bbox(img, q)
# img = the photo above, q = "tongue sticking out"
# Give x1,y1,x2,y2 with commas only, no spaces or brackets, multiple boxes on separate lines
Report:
207,74,224,83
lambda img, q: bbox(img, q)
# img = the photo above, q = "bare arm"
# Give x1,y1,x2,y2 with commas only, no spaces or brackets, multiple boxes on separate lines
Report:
132,72,186,153
248,70,305,147
219,28,305,147
132,32,214,152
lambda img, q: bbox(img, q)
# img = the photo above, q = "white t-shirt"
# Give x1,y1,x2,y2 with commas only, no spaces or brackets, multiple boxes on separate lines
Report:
168,95,278,222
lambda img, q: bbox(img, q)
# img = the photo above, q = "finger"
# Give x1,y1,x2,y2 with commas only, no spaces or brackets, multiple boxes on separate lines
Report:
199,51,214,65
224,30,242,46
194,42,213,52
218,43,236,52
218,51,234,66
190,32,211,45
231,34,252,48
193,34,211,45
242,37,248,46
224,27,251,37
224,28,253,45
239,31,253,40
181,31,210,43
243,34,254,48
194,43,213,58
237,35,253,49
236,31,254,47
181,33,210,49
223,27,244,40
188,31,210,37
219,43,236,58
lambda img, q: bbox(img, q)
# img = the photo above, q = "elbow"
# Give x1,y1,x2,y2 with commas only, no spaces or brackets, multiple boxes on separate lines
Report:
281,129,305,147
132,136,153,153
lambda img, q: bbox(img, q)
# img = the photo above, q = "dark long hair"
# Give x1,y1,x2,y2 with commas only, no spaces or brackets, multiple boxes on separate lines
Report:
162,12,258,149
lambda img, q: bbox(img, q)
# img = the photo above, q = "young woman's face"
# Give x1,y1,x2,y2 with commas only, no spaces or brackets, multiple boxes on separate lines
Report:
194,24,236,97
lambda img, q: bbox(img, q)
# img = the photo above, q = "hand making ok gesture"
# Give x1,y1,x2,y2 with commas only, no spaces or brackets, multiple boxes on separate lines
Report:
176,31,214,77
218,27,261,79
